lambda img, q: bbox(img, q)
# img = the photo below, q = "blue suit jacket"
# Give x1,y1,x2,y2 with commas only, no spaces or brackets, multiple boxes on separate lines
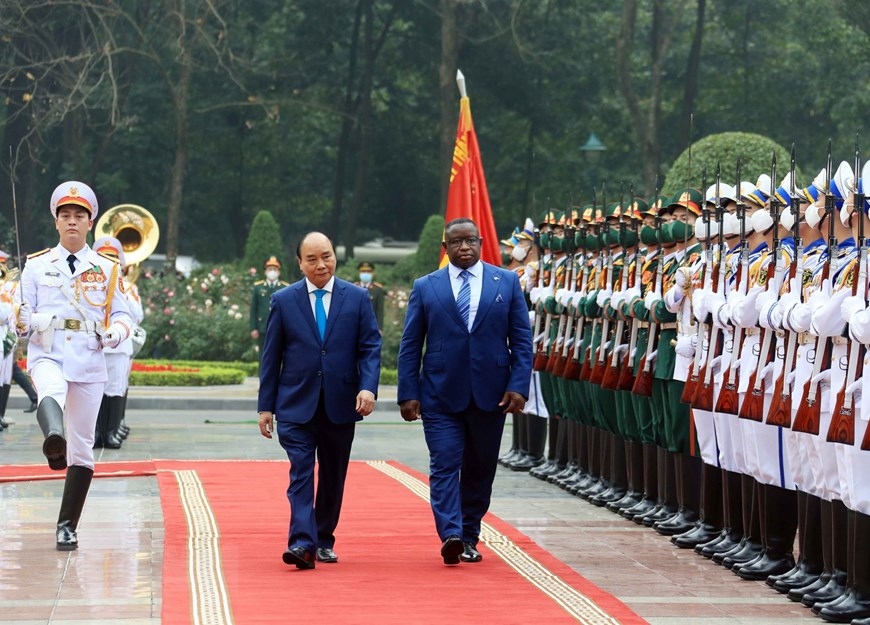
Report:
397,262,533,414
257,277,381,424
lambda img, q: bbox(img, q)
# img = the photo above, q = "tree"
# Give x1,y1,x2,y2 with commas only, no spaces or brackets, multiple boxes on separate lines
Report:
243,210,286,271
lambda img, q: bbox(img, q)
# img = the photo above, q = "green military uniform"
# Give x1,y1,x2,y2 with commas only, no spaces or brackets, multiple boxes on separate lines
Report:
250,256,289,361
354,261,385,331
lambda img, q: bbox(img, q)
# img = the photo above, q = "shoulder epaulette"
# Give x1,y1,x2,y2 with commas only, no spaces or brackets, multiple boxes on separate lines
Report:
254,280,265,285
372,281,384,288
279,280,289,286
97,251,120,264
27,248,50,259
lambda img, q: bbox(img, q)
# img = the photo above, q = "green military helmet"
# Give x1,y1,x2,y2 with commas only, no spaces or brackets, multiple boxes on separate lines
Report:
547,211,567,251
646,194,669,217
665,188,703,216
538,209,560,227
604,201,622,220
627,197,649,220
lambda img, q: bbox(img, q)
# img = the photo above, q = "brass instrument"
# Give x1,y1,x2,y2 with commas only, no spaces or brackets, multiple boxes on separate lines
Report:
95,204,160,284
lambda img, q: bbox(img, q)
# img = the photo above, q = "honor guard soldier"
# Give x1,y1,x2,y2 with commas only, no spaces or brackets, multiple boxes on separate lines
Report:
15,180,133,550
250,256,289,360
0,250,38,426
354,261,385,331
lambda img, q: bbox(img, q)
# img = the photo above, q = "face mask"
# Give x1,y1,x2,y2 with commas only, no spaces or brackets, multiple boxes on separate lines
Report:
586,234,600,251
605,227,621,247
265,270,280,281
780,208,796,231
501,251,513,266
721,212,740,237
619,228,638,248
749,209,774,234
669,220,694,240
358,271,373,284
640,224,658,245
694,220,709,241
805,202,823,230
539,232,551,249
659,222,676,244
575,231,586,248
550,235,564,252
511,244,529,262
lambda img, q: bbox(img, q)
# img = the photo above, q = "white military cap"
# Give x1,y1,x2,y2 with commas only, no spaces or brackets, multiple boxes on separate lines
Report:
50,181,99,219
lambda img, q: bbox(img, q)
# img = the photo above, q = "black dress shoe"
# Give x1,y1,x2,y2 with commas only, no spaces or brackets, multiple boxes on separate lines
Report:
316,547,338,563
460,542,482,563
24,401,37,413
0,415,8,429
282,546,315,569
441,536,463,565
56,521,78,551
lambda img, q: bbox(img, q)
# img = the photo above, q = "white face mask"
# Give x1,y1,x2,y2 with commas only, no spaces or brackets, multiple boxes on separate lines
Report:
359,272,373,284
805,202,823,230
749,209,774,234
780,207,796,231
511,244,529,262
265,269,280,281
721,212,740,237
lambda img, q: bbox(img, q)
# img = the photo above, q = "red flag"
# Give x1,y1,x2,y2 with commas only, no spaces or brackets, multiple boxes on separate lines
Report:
439,95,500,268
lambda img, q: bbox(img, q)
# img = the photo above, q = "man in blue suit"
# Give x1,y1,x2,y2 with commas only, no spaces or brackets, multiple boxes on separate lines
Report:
398,218,533,564
258,232,381,570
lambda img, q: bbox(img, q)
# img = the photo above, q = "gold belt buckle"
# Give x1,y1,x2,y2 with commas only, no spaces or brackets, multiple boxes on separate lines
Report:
63,319,82,331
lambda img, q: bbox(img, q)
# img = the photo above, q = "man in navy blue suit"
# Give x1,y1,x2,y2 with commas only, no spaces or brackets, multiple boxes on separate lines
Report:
397,218,533,564
258,232,381,570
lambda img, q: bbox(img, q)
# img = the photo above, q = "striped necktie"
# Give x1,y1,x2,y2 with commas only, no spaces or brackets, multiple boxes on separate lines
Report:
456,270,471,329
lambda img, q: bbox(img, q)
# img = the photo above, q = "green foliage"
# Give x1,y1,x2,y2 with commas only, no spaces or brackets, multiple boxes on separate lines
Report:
391,214,445,285
243,211,286,271
130,367,246,386
137,264,259,362
136,359,260,377
663,133,800,197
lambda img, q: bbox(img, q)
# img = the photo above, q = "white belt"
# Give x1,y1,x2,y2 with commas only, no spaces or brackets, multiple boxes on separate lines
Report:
744,327,761,336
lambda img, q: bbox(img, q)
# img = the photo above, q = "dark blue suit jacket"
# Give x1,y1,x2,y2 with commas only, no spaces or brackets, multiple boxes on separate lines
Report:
257,277,381,423
397,262,533,413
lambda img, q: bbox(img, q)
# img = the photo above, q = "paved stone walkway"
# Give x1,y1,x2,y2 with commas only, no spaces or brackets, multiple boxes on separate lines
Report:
0,380,818,624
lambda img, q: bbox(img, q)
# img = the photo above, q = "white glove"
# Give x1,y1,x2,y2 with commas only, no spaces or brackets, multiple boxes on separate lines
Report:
644,291,661,311
706,292,729,328
811,369,831,395
758,295,783,330
16,304,31,335
846,378,863,405
0,302,12,321
849,308,870,343
784,301,812,333
101,323,128,349
625,286,641,302
841,295,866,323
675,267,690,288
710,355,724,377
692,288,709,323
596,289,612,308
555,288,568,306
525,264,537,285
610,290,627,309
668,284,684,304
731,285,763,328
572,291,585,309
807,279,832,313
810,288,850,337
675,334,695,359
758,363,776,388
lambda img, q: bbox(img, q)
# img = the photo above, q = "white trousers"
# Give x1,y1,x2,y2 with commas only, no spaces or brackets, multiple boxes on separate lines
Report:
104,353,131,397
31,360,104,470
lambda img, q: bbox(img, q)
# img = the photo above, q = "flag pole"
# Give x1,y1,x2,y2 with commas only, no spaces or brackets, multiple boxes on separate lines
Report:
456,69,467,98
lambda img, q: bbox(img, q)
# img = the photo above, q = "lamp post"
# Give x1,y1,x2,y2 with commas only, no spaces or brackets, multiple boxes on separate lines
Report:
580,132,606,192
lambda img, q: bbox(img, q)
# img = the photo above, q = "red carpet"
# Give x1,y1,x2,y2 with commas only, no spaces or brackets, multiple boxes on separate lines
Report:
1,460,646,624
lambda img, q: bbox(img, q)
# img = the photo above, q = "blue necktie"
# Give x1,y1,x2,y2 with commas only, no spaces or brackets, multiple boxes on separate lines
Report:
456,270,471,329
67,254,77,274
314,289,327,341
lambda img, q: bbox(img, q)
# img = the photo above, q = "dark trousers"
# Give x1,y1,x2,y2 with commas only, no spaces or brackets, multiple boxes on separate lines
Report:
277,395,355,553
422,400,506,543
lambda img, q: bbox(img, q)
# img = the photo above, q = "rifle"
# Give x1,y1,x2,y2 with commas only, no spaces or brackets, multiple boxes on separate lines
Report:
579,204,604,382
715,159,747,415
562,226,588,381
768,146,802,427
602,188,630,390
632,200,663,397
793,140,836,435
616,196,642,391
740,152,781,421
681,167,708,405
589,198,614,386
531,228,551,372
692,163,725,411
549,224,577,376
828,137,865,444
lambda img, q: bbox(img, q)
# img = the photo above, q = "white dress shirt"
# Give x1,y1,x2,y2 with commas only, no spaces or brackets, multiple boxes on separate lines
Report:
448,261,482,330
305,276,335,318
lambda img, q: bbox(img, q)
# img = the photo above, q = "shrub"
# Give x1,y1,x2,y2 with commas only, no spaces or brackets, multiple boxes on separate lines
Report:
243,210,286,271
130,367,246,386
663,132,801,197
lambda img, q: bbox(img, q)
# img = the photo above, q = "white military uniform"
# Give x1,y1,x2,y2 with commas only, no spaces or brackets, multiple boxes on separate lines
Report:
18,244,132,468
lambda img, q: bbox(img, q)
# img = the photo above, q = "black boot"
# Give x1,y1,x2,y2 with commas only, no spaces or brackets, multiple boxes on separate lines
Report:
655,453,700,536
817,510,870,622
674,462,723,548
0,383,11,429
93,396,108,449
736,484,797,580
637,446,677,526
591,433,627,506
117,391,130,438
771,491,824,593
511,415,547,471
622,442,658,520
504,412,528,468
608,440,644,513
56,465,94,550
790,499,846,604
12,363,38,412
545,416,569,483
36,398,67,470
719,476,762,568
801,499,849,608
104,395,125,449
499,412,521,466
531,415,560,479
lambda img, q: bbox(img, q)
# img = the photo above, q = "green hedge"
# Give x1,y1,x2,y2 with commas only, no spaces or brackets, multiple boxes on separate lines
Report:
135,359,260,376
130,367,247,386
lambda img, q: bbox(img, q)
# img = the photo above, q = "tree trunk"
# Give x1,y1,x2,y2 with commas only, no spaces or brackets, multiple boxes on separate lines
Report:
439,0,463,214
345,0,375,261
676,0,706,152
330,0,364,241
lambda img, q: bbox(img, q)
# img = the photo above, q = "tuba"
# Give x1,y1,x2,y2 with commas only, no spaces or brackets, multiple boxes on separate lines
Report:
95,204,159,285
